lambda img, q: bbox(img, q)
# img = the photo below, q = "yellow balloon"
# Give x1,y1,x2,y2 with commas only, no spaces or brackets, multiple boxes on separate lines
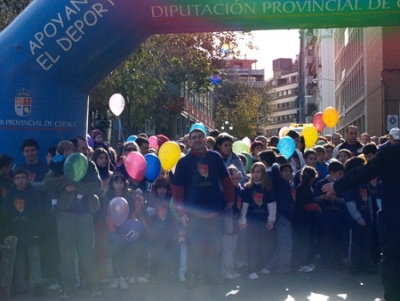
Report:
301,125,319,148
158,141,181,170
322,107,339,128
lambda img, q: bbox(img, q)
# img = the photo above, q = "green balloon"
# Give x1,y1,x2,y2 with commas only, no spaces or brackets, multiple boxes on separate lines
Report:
64,153,88,182
241,152,253,173
232,141,249,154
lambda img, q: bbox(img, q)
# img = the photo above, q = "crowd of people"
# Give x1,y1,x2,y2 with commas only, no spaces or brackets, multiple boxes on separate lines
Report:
0,124,399,300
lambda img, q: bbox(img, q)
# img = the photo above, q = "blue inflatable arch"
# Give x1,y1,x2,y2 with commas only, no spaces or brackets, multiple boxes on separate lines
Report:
1,0,399,162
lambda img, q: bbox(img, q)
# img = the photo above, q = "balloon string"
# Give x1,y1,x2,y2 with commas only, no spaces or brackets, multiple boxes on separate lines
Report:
118,117,124,141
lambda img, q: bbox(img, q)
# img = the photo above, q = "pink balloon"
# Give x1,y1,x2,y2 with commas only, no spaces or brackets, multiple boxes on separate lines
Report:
107,197,129,226
125,152,147,181
312,112,326,132
149,135,159,150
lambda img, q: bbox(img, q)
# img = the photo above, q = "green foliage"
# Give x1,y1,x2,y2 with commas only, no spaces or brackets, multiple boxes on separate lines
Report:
214,78,272,139
0,0,32,31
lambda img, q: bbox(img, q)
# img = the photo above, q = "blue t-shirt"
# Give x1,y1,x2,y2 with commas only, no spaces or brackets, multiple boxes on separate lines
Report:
19,161,49,182
172,150,229,215
344,184,373,228
240,183,276,223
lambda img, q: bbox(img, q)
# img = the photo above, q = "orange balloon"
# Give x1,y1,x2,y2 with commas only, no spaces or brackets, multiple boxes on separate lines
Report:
322,107,339,128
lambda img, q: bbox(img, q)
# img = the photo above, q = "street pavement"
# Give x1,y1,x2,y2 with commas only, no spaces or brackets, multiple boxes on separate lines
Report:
11,266,383,301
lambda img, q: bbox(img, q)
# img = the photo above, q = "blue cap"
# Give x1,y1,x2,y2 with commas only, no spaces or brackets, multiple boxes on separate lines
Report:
189,123,207,136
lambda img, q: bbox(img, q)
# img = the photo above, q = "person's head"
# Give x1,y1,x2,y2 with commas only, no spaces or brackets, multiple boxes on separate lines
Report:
279,163,293,182
331,133,342,146
214,133,234,156
300,166,317,185
46,146,57,165
337,149,351,164
324,134,332,142
135,137,150,155
70,136,89,157
56,140,75,156
246,162,272,191
227,164,242,185
189,123,207,152
370,136,379,145
275,155,288,165
286,130,300,147
206,136,216,150
209,130,220,139
13,168,29,190
360,133,370,145
153,177,170,199
21,138,39,164
323,143,334,161
362,143,378,162
182,134,190,148
345,125,358,144
344,157,365,175
388,128,400,145
269,136,279,147
250,141,264,157
122,142,139,158
255,136,268,149
298,135,305,153
379,135,388,145
303,149,317,167
0,154,13,175
92,148,110,170
258,150,276,168
91,129,104,144
109,173,128,194
328,161,344,180
117,140,124,149
237,153,247,170
313,145,326,163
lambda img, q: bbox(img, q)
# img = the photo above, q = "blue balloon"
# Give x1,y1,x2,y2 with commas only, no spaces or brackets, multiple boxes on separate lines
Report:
277,136,296,159
144,153,161,182
118,219,145,244
127,135,137,142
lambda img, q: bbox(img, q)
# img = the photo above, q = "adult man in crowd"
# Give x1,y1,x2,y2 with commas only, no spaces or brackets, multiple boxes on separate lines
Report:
323,133,400,301
332,126,364,158
378,128,400,152
171,123,234,288
135,137,150,155
19,138,48,183
331,133,342,147
45,136,102,299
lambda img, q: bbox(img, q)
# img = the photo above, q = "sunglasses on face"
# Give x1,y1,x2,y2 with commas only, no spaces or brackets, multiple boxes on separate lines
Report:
125,148,137,152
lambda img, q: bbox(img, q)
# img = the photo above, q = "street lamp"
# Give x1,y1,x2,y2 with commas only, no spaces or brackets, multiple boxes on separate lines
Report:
221,120,233,132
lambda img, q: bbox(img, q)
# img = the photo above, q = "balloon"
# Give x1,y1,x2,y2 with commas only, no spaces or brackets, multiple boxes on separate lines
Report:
241,152,253,172
108,197,129,226
170,153,185,174
277,137,296,159
126,135,137,142
125,152,147,181
232,141,249,154
118,219,145,243
278,126,290,138
64,153,88,182
158,141,181,170
312,112,326,132
149,136,159,150
242,137,252,148
301,125,319,148
87,134,94,148
322,107,339,128
144,153,161,182
109,93,125,117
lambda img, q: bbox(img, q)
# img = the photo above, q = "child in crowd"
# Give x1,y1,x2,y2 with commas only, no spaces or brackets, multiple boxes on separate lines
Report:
48,141,75,213
294,149,317,188
343,158,376,275
239,162,276,280
337,149,352,165
104,173,135,289
148,178,176,282
270,163,295,275
314,145,328,179
222,165,243,280
314,161,345,268
324,143,334,162
293,166,319,273
5,168,44,297
91,129,116,169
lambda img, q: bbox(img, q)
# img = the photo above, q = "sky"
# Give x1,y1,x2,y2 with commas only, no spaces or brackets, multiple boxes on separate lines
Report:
236,29,300,80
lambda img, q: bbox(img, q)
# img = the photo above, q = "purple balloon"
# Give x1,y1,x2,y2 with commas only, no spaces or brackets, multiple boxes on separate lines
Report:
87,134,94,148
107,197,129,226
118,219,145,243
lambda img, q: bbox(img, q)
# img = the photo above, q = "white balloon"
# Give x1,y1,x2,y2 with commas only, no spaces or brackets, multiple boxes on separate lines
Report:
109,93,125,116
242,136,251,147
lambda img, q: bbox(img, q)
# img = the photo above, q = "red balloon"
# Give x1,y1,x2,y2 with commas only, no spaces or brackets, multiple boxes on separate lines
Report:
125,152,147,181
312,112,326,132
